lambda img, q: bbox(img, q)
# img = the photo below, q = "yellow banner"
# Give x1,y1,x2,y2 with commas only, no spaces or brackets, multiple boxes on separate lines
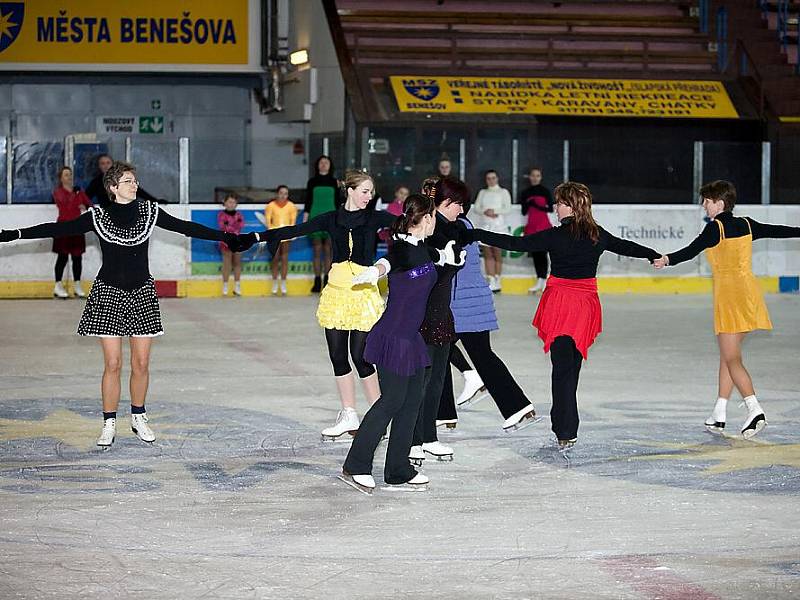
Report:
0,0,248,65
390,76,738,119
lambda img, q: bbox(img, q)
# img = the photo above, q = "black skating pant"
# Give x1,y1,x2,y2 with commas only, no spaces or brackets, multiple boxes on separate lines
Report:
550,335,583,440
438,344,471,419
531,251,548,279
413,343,451,445
438,330,532,421
343,365,425,484
324,328,376,378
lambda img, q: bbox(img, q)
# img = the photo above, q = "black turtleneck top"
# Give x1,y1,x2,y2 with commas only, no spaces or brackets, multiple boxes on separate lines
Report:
667,211,800,266
468,217,660,279
17,201,229,290
419,212,468,346
263,206,395,266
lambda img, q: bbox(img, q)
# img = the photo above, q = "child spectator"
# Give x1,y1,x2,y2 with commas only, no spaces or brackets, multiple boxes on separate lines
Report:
217,193,245,296
265,185,298,295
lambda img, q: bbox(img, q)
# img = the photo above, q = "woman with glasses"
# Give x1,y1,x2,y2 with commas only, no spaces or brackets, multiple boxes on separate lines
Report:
0,161,242,447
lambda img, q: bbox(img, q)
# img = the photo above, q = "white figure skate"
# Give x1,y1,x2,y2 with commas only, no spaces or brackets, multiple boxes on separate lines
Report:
321,408,360,441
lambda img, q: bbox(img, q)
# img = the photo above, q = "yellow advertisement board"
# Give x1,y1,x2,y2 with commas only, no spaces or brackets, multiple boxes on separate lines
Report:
0,0,249,67
390,76,738,119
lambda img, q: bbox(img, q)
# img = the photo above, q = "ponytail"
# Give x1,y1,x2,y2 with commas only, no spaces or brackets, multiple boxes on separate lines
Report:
391,193,435,236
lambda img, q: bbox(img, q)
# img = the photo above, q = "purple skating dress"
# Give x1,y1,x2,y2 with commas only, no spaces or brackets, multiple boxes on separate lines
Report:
364,238,437,376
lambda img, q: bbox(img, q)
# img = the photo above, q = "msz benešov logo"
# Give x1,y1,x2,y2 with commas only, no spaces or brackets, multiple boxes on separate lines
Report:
0,2,23,53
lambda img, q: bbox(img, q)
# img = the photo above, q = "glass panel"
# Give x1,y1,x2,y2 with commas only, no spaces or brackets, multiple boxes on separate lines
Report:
72,142,109,192
774,134,800,204
470,128,514,201
11,140,64,204
569,136,694,204
364,126,465,202
129,139,179,203
518,135,565,198
190,138,248,203
702,141,761,204
0,137,6,203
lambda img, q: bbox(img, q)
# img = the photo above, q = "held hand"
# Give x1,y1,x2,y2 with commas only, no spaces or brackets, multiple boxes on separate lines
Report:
223,233,241,252
653,255,669,269
352,266,380,286
0,229,20,243
442,240,466,266
235,232,259,253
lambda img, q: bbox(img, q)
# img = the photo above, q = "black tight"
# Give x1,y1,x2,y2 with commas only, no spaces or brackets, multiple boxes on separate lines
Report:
324,328,375,378
55,253,82,282
550,335,583,440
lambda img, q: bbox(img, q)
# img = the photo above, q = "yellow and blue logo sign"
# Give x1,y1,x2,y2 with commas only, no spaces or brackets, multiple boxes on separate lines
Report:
391,75,739,119
0,3,24,53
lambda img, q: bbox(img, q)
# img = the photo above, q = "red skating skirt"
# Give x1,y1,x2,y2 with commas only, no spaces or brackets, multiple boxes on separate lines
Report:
52,234,86,256
532,276,602,359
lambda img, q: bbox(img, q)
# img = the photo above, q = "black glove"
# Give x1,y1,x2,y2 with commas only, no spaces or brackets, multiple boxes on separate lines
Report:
0,229,20,243
236,232,258,253
223,232,241,252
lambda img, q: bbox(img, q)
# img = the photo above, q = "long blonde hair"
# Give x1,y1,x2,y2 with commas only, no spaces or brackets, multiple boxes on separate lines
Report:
554,182,599,243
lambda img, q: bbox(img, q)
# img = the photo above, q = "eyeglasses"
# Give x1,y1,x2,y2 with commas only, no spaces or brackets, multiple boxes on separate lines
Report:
118,178,139,186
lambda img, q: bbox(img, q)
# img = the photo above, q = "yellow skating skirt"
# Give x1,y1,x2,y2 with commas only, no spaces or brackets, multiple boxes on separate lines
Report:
712,273,772,334
316,262,384,331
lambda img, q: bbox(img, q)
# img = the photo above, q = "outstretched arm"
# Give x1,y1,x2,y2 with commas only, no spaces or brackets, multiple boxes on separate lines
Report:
468,227,551,253
156,210,228,241
748,217,800,240
2,212,95,241
259,211,333,244
604,230,661,261
664,221,721,266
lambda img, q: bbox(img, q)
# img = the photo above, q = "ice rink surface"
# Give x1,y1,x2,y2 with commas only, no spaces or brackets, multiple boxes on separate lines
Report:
1,293,798,599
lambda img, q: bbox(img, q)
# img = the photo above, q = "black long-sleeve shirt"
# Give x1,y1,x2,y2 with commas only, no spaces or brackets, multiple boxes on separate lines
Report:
263,207,395,266
85,174,159,209
18,200,228,290
419,213,467,345
667,211,800,266
469,218,659,279
519,184,554,215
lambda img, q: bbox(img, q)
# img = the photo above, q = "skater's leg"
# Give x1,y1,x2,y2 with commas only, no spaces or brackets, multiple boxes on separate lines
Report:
129,336,153,409
461,331,531,419
280,242,290,280
413,361,435,446
449,343,471,373
348,330,379,404
418,344,450,444
232,253,242,283
717,355,735,400
344,367,410,476
550,336,581,441
100,337,123,413
717,333,754,398
436,364,458,421
325,329,357,409
384,367,426,484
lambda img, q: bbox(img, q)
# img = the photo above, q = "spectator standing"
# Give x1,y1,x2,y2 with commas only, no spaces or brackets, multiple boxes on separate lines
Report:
265,185,298,296
471,170,512,292
519,167,555,294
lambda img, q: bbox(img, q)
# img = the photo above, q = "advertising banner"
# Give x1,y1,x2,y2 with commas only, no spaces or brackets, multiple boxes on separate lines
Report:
390,76,738,119
0,0,258,71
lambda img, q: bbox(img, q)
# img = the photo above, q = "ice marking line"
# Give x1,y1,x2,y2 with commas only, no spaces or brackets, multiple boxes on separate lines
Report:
601,555,722,600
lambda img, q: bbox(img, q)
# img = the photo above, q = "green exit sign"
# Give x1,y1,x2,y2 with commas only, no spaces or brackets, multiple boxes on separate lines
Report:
139,116,164,134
